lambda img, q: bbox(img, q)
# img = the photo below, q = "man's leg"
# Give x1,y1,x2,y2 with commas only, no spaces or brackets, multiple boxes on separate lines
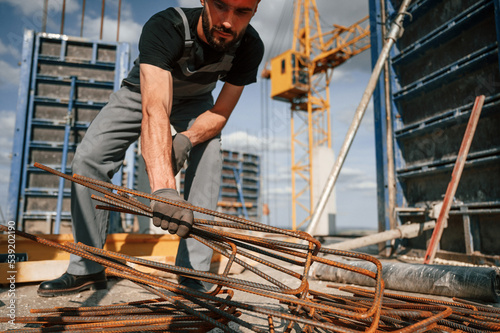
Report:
175,136,222,291
69,87,143,274
38,87,142,296
170,97,221,291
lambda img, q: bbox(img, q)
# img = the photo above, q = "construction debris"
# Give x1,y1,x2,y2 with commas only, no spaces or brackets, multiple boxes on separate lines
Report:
1,163,499,332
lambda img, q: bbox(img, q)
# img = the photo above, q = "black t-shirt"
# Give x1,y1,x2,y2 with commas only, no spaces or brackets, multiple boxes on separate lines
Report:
126,7,264,88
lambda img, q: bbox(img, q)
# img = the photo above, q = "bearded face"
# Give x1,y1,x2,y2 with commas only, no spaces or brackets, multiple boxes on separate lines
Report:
201,6,245,52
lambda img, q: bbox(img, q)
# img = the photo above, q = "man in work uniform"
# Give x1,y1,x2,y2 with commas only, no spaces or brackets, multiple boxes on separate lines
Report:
38,0,264,296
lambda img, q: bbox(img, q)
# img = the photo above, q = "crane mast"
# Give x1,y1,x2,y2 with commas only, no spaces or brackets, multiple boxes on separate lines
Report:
265,0,370,231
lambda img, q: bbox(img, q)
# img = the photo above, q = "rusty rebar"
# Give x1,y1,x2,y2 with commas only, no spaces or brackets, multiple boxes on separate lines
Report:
4,163,484,332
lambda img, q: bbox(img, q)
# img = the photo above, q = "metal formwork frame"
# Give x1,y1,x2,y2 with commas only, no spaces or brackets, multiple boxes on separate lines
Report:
8,30,131,232
8,30,36,228
370,0,500,255
217,151,261,220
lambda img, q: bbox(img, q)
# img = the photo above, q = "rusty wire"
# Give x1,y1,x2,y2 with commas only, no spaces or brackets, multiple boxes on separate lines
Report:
0,163,494,332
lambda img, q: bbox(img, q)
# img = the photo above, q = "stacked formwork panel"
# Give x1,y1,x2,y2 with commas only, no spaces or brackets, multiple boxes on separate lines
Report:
219,150,261,220
8,30,262,234
8,30,132,233
370,0,500,256
179,150,261,220
133,149,262,233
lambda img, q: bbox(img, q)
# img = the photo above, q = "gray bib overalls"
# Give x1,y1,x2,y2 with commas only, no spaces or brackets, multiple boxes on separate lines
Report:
68,7,234,291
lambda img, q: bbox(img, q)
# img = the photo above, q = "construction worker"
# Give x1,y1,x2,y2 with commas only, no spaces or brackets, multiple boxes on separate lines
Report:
38,0,263,296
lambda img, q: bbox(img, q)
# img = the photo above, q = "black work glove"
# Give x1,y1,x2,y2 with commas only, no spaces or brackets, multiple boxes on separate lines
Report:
151,188,193,238
172,133,192,176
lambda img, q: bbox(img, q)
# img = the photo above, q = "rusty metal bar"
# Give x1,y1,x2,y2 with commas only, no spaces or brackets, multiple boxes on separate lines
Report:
116,0,122,41
424,95,485,264
61,0,66,35
100,0,105,40
5,162,487,332
80,0,86,37
1,221,481,332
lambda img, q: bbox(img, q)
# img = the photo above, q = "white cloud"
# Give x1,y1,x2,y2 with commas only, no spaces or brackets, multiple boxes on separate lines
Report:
0,60,20,87
0,39,21,59
222,130,289,153
0,110,15,187
265,171,291,185
252,0,370,71
345,180,377,191
1,0,80,42
252,0,293,63
332,68,348,82
0,110,15,148
83,15,142,44
177,0,201,6
338,167,376,192
268,185,291,196
334,99,374,132
2,0,79,16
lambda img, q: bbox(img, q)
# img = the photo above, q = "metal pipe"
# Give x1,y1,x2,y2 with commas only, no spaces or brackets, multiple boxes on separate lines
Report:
42,0,48,32
325,220,436,251
305,0,413,236
424,95,485,264
381,0,398,236
449,208,500,215
54,76,77,234
378,0,389,255
318,261,500,303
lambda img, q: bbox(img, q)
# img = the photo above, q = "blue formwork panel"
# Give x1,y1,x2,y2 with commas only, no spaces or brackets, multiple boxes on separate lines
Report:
7,30,131,233
370,0,500,255
178,150,261,220
219,151,261,220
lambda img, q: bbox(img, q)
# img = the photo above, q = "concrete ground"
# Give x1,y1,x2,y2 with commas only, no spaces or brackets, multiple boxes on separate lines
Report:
2,238,499,332
0,255,345,332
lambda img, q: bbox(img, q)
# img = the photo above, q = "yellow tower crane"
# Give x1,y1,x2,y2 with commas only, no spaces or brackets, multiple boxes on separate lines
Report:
262,0,370,230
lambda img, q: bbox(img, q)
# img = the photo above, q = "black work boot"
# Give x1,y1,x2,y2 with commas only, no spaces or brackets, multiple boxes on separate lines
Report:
37,271,107,297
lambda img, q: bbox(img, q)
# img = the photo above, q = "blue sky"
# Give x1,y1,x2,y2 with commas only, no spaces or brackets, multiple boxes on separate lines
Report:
0,0,377,231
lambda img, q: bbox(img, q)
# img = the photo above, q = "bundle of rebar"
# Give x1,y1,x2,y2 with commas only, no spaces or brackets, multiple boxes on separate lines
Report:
1,163,498,332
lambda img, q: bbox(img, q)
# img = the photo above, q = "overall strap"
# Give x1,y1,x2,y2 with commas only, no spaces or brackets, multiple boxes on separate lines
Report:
170,7,238,97
173,7,194,56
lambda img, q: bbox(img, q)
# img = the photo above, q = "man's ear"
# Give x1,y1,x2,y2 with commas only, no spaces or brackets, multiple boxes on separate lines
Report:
253,0,260,16
200,0,205,6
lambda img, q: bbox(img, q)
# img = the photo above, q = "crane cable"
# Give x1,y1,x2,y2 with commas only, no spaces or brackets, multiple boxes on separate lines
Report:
260,0,296,227
264,0,295,64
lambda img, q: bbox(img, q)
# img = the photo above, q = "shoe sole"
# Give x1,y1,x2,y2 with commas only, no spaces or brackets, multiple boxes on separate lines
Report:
37,280,107,297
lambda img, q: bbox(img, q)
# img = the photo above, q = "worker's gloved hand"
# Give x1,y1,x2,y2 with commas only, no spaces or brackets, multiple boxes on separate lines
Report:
151,188,193,238
171,133,192,176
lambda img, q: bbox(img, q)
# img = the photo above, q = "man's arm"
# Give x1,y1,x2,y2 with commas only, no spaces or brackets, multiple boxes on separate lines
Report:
182,82,244,146
140,63,176,192
141,63,194,237
140,63,244,190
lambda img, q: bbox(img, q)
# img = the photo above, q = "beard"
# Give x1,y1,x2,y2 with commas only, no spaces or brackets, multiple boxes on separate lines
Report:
201,8,243,52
